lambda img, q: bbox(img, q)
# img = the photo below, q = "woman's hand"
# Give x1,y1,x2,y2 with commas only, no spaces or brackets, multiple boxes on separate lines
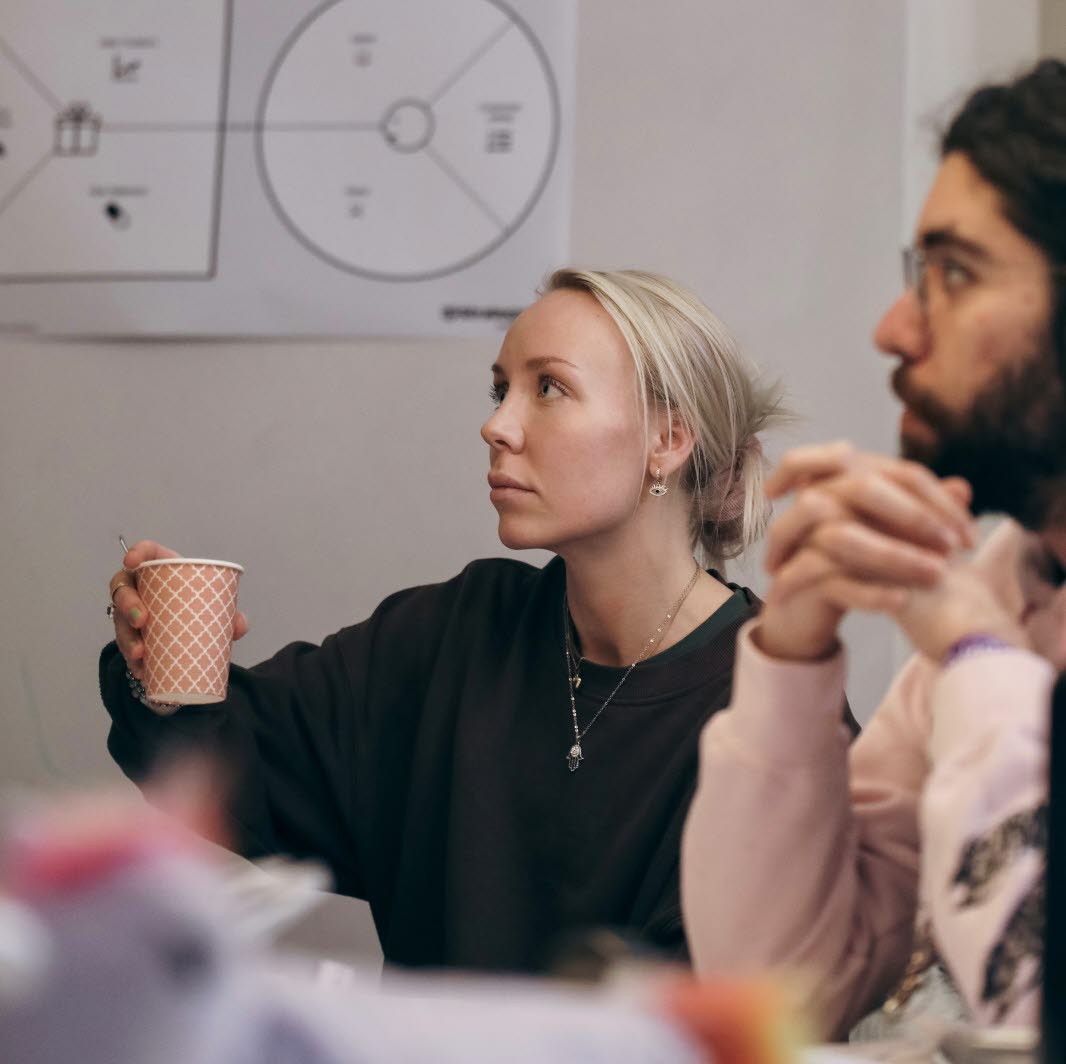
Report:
110,540,249,680
754,442,977,662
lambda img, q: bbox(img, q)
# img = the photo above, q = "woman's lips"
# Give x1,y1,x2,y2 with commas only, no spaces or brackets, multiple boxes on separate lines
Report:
488,474,534,501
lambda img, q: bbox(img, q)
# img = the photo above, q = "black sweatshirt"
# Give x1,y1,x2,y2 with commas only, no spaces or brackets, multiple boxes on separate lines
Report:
101,556,764,973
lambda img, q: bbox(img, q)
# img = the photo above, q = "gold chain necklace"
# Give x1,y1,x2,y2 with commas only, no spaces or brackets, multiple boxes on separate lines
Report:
563,562,702,771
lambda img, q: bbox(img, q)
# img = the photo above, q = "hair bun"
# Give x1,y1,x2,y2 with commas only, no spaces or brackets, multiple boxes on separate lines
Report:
699,436,769,559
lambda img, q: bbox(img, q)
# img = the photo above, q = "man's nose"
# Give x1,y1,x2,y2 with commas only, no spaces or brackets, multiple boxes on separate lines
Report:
873,287,929,363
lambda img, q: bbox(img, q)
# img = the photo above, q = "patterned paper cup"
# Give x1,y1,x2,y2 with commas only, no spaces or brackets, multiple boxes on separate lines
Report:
135,558,244,705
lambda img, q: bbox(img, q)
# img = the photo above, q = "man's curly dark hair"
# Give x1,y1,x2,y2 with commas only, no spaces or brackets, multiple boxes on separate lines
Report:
942,58,1066,363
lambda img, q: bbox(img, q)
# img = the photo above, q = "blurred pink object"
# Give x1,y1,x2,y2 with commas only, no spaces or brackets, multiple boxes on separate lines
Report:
135,559,243,705
0,782,706,1064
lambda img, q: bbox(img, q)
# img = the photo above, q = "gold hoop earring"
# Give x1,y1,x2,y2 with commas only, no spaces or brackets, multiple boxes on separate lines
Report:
649,467,668,497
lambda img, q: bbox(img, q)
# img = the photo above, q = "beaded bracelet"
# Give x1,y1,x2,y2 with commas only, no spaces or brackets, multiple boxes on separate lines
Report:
124,668,183,714
943,633,1014,668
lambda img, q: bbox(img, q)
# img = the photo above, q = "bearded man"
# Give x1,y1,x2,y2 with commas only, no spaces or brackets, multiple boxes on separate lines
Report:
682,59,1066,1040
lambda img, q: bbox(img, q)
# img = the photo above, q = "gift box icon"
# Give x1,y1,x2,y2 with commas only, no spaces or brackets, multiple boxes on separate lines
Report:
55,102,101,156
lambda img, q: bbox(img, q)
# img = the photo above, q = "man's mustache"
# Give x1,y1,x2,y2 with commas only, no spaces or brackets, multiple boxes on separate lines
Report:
890,366,955,428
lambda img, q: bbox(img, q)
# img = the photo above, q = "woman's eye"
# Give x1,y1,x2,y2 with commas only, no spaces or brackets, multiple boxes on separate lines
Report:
488,383,506,407
538,376,564,399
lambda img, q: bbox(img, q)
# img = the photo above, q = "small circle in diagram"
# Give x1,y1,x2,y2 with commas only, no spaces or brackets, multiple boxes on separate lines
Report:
256,0,560,282
381,98,436,154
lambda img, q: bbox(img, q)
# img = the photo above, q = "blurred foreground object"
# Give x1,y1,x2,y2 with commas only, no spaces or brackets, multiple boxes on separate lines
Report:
0,780,805,1064
664,975,809,1064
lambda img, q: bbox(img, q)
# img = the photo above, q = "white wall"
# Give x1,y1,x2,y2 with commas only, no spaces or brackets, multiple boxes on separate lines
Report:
904,0,1042,228
0,0,1042,961
1043,0,1066,52
1,0,910,791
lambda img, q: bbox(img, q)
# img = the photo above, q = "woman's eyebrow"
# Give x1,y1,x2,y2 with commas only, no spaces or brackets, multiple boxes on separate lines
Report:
526,356,579,372
491,356,579,375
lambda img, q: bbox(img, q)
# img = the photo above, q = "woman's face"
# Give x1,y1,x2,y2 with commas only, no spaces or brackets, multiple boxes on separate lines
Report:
481,289,649,552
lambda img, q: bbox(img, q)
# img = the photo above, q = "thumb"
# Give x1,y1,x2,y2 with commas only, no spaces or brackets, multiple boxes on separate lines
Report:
123,540,182,570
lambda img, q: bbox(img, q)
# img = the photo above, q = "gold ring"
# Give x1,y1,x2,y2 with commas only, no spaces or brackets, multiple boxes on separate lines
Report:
109,576,135,604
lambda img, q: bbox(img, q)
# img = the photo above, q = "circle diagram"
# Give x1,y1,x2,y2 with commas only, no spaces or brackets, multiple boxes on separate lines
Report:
256,0,560,282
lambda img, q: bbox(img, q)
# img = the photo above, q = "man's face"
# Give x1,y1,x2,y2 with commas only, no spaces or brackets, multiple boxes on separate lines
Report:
874,151,1065,527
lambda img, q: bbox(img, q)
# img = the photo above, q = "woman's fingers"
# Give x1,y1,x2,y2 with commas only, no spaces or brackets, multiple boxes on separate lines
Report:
111,582,145,627
233,611,249,641
110,541,178,677
112,606,146,678
110,569,145,675
114,622,142,663
122,539,181,570
110,580,147,671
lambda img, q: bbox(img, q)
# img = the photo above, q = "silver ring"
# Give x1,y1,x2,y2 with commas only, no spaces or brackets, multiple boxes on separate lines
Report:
107,603,117,620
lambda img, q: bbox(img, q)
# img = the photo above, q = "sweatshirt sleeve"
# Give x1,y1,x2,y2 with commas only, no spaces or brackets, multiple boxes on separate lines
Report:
100,625,371,896
681,619,931,1039
100,578,453,900
920,648,1053,1027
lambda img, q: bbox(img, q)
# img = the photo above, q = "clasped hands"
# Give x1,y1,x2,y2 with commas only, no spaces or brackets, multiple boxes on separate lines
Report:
755,442,1027,664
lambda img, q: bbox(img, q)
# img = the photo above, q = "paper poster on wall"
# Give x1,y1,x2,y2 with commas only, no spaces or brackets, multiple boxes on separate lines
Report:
0,0,574,336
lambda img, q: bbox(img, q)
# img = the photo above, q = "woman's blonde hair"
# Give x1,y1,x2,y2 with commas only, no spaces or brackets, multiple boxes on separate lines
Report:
544,267,785,564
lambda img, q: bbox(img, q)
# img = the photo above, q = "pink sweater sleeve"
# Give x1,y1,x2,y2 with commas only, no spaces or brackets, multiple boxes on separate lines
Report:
920,649,1052,1026
682,614,1053,1038
681,621,930,1038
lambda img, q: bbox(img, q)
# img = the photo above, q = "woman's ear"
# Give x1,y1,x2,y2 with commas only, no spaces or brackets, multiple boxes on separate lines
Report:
647,407,697,479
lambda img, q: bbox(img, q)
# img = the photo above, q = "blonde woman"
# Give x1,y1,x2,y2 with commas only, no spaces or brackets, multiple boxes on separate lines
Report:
102,268,803,973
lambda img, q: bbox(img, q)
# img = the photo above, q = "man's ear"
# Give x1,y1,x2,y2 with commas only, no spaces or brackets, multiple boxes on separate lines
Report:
647,407,697,479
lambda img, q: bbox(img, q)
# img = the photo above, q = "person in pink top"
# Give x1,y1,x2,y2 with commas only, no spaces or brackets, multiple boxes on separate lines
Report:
682,58,1066,1040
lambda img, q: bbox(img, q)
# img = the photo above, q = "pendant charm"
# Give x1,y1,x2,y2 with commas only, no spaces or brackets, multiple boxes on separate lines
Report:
567,743,584,772
572,675,581,689
649,482,668,497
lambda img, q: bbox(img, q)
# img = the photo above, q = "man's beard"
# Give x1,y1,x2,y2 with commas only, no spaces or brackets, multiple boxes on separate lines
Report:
893,344,1066,529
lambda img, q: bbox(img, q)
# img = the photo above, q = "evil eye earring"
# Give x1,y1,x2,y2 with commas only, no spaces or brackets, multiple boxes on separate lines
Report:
649,467,668,497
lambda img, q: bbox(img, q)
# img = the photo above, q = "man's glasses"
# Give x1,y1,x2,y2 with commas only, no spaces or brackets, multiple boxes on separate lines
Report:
901,244,930,314
902,241,1064,316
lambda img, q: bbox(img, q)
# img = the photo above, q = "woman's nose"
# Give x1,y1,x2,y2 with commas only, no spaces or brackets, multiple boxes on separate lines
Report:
480,399,523,452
